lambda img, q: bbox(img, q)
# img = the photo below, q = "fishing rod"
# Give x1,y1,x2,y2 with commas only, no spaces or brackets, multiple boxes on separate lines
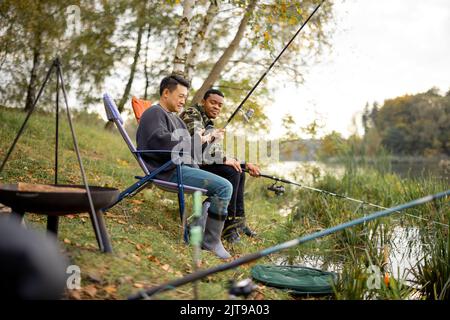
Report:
223,0,326,129
128,189,450,299
247,169,449,228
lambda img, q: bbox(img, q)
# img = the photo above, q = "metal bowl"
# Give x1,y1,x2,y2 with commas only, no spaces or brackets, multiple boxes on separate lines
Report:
0,183,120,215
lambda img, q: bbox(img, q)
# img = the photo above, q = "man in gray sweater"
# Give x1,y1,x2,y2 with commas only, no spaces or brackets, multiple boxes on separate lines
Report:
136,75,233,259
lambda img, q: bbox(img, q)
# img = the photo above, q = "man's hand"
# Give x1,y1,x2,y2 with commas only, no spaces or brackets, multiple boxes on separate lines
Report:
246,163,261,177
209,128,225,141
200,128,225,144
225,158,242,173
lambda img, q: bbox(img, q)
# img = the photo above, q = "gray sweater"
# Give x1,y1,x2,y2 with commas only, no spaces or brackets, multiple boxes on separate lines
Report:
136,104,198,180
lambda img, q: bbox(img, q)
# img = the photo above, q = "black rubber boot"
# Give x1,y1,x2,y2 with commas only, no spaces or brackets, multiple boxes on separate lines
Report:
242,224,257,237
238,217,257,237
222,217,241,243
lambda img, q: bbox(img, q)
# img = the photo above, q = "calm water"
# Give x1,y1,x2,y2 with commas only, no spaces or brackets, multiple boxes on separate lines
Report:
266,160,448,296
266,159,450,183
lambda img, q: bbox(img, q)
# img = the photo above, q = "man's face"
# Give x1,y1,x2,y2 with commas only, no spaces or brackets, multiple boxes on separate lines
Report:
202,94,224,119
162,84,188,113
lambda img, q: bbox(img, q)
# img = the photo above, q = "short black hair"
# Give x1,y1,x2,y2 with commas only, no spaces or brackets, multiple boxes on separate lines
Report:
203,88,224,100
159,75,190,96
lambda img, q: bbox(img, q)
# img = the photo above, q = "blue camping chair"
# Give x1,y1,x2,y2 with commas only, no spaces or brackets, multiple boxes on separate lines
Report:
102,93,207,242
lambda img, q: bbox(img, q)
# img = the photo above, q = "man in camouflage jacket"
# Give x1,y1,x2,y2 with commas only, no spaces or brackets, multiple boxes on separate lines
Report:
180,89,261,243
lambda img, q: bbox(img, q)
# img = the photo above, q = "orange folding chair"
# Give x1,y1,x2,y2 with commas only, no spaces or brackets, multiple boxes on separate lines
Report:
131,96,152,123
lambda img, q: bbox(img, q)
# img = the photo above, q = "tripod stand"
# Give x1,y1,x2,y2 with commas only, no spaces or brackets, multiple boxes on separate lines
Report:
0,57,114,252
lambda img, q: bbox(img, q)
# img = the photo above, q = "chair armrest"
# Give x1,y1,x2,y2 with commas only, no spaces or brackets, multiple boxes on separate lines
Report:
133,150,190,155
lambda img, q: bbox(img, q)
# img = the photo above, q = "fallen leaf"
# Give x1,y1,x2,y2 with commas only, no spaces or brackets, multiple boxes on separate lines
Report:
83,285,97,298
103,285,117,295
133,283,144,288
147,255,160,264
63,238,71,244
161,264,173,273
254,292,265,300
117,219,127,225
135,243,143,251
68,290,81,300
131,199,143,205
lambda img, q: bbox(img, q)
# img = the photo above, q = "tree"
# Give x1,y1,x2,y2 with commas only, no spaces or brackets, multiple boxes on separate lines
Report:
1,0,336,134
172,0,195,78
363,88,449,156
190,0,258,105
0,0,123,110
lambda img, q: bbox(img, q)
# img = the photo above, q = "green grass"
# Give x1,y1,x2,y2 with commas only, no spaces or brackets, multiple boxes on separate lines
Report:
0,107,293,300
0,106,448,300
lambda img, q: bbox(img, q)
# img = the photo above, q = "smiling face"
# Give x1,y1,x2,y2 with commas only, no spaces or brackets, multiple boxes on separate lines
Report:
202,93,224,119
161,84,188,113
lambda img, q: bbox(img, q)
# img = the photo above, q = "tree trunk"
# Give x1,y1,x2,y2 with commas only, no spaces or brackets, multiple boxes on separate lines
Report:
172,0,195,78
105,23,145,129
185,0,219,83
191,0,257,106
143,23,152,100
24,34,42,112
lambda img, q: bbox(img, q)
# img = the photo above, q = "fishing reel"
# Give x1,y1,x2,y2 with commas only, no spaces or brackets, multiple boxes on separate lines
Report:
228,278,257,299
267,182,285,196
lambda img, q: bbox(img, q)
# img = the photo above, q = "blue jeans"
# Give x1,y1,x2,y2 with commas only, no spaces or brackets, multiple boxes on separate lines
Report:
169,166,233,220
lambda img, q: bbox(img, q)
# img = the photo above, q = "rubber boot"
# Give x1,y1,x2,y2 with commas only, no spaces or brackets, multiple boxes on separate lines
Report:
197,201,210,234
202,217,231,259
222,217,241,243
240,217,257,237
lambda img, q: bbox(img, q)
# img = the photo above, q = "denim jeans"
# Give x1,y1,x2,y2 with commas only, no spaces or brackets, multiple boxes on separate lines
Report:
168,165,233,220
200,164,246,220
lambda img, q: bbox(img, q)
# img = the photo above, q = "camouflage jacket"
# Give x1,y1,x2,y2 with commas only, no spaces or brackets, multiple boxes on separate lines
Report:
180,104,226,164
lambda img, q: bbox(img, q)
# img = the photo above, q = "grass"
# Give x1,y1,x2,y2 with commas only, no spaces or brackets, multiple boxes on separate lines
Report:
0,106,448,300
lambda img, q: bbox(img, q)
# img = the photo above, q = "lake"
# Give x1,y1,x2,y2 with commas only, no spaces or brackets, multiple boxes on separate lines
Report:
265,159,450,183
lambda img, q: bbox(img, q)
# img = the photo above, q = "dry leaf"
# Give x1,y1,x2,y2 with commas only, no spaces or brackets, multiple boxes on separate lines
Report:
161,264,173,273
254,292,265,300
147,255,160,264
68,290,81,300
131,199,143,205
83,285,98,298
117,219,127,225
63,238,71,244
133,283,144,288
103,285,117,295
135,243,143,251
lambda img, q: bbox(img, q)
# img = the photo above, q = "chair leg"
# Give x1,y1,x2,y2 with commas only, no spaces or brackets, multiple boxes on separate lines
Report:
93,210,112,253
47,216,59,235
176,164,188,243
10,208,26,225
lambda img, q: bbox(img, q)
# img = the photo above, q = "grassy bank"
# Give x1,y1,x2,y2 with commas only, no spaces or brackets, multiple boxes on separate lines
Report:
0,107,448,300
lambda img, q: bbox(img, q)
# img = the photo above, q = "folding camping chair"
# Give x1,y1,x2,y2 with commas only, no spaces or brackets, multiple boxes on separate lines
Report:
102,93,207,242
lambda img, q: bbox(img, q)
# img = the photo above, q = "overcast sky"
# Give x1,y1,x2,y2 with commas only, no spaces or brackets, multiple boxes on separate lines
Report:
266,0,450,138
